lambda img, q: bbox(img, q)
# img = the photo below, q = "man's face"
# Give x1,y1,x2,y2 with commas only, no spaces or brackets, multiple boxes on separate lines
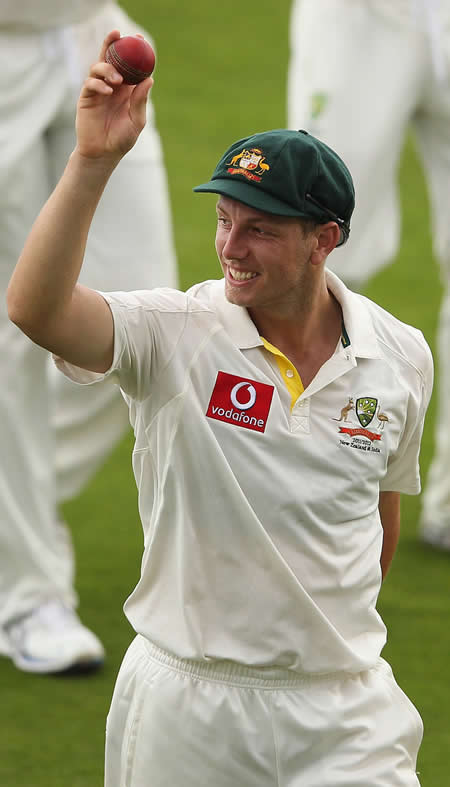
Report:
215,197,317,314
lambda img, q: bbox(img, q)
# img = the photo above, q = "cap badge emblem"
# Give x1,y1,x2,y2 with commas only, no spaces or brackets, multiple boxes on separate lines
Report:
227,148,270,182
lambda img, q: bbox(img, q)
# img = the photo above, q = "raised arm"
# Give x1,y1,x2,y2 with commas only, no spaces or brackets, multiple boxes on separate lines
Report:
7,30,153,373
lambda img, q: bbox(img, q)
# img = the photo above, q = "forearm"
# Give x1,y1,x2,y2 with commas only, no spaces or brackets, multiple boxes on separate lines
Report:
379,491,401,579
7,149,118,344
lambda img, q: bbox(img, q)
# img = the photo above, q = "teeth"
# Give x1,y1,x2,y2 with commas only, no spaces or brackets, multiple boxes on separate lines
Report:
230,268,257,281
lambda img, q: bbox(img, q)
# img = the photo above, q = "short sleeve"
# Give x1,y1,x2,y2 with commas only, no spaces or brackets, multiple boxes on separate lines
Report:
54,288,190,400
380,334,434,494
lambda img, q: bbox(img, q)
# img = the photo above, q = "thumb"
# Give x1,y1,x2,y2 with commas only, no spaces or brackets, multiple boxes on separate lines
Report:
129,76,153,132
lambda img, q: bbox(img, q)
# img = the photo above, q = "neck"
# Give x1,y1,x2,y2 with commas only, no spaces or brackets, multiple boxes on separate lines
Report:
248,278,342,357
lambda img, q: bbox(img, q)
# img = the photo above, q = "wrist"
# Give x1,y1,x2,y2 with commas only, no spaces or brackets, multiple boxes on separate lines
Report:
68,147,121,185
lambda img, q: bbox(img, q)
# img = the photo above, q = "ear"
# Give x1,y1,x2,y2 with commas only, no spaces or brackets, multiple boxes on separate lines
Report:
310,222,341,266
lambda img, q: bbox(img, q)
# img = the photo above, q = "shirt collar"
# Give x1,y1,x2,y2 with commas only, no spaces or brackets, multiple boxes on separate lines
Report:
325,269,381,359
209,279,263,349
208,271,382,359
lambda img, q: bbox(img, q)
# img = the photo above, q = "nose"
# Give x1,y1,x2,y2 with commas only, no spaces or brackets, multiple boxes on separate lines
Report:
221,225,248,261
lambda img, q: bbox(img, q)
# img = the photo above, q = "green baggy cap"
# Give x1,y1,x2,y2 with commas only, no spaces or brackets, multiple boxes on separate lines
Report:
193,129,355,246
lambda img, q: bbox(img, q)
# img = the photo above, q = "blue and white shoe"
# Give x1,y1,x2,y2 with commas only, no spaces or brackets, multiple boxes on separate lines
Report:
5,600,104,674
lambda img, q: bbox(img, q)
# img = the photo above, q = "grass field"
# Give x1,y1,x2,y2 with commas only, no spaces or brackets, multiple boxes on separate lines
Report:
1,1,450,785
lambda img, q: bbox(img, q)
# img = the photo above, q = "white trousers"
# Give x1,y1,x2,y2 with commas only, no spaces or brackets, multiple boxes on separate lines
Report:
105,636,422,787
288,0,450,530
0,3,178,626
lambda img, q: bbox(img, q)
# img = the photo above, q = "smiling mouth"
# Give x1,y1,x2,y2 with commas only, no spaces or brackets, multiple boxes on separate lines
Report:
228,267,258,281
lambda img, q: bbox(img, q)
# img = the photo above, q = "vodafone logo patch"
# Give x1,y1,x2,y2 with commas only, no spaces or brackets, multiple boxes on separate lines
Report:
206,371,274,433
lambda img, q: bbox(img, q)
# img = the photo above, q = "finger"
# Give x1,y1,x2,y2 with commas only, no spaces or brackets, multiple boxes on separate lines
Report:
81,76,114,97
98,29,121,62
89,60,124,87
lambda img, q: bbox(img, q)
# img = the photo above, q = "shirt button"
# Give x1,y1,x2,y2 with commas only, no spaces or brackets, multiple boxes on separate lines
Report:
285,368,294,378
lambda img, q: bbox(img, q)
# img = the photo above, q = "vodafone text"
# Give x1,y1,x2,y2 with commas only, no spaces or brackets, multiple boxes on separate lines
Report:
206,371,274,433
210,405,265,429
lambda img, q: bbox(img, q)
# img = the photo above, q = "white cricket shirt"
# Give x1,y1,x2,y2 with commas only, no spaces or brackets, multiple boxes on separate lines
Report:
0,0,108,30
370,0,450,28
56,271,433,674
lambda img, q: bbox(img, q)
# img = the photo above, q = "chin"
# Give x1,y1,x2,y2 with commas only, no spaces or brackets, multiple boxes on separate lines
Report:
224,290,243,306
224,284,251,307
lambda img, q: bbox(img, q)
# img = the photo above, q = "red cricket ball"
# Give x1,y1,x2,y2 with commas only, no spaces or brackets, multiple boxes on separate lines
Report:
105,36,156,84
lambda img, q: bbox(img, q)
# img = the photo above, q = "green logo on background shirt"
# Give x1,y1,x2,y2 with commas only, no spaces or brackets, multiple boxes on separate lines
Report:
310,92,328,119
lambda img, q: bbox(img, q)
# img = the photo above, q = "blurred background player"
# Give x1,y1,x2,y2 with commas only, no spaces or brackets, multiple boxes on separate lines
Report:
287,0,450,549
0,1,177,673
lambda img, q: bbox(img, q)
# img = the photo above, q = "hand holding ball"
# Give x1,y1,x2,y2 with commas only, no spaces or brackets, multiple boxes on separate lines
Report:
105,36,156,84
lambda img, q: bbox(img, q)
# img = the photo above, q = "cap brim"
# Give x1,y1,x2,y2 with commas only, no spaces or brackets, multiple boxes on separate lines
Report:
193,178,302,217
193,177,348,246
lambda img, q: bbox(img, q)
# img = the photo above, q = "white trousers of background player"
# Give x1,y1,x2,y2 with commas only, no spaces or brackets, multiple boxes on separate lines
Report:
288,0,450,533
0,4,178,627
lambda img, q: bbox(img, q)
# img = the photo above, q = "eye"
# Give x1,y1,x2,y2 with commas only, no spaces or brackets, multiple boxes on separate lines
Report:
253,225,275,237
217,216,231,228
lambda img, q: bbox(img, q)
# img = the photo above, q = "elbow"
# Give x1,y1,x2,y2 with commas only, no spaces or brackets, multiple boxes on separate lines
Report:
7,285,30,333
6,284,44,343
6,285,24,328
